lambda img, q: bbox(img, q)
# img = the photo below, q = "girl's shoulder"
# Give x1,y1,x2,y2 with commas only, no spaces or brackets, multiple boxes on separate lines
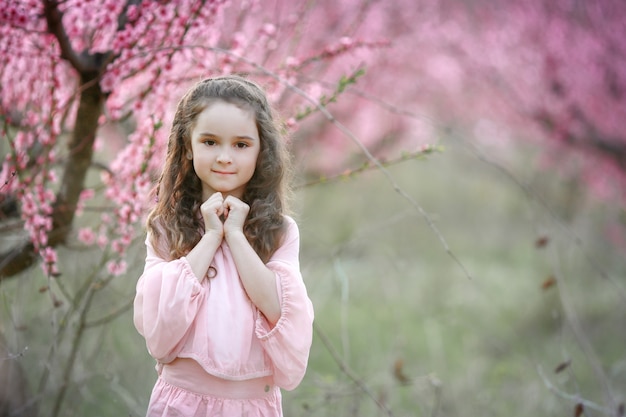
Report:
281,214,300,232
282,214,296,225
280,215,301,242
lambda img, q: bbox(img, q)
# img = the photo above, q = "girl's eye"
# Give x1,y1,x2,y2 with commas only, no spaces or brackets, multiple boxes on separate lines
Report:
203,140,216,146
235,142,249,149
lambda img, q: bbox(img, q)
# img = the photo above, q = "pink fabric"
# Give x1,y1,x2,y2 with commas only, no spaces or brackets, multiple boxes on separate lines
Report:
133,216,314,416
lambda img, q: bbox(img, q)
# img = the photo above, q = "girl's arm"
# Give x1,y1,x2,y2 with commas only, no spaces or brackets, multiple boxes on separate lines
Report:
225,230,281,324
185,192,229,279
223,196,281,324
254,215,314,390
134,236,207,362
185,231,222,279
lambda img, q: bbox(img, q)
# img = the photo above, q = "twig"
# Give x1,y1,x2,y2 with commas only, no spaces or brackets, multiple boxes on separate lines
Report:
84,296,134,328
313,322,394,417
463,139,626,303
296,148,440,189
537,365,613,415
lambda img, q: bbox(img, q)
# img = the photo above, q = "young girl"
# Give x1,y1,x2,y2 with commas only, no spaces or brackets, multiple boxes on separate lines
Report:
133,75,314,417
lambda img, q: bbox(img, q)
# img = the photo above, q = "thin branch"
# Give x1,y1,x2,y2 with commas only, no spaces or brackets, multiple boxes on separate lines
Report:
461,139,626,304
313,322,394,417
84,296,134,328
51,280,96,417
296,147,441,188
551,259,619,411
537,365,613,415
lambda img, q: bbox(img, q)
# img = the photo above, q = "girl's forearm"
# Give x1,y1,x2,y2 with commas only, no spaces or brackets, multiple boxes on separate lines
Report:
185,231,223,280
225,231,281,325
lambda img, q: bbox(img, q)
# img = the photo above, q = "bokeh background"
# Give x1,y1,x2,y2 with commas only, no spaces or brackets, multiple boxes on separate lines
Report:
1,1,625,416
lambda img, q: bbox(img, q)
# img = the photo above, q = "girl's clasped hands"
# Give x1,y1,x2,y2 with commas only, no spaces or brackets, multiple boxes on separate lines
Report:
201,192,249,239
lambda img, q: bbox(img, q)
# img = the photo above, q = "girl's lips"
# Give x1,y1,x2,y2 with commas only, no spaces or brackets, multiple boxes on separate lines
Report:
212,170,235,174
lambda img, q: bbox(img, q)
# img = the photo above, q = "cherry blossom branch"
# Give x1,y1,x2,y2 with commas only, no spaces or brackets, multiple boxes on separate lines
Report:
294,67,366,121
43,0,91,72
297,146,441,188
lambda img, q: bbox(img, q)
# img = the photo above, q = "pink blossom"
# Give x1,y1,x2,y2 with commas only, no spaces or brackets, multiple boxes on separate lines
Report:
261,23,276,36
285,117,298,132
339,37,353,47
78,228,96,245
106,259,128,276
285,56,300,69
97,233,109,250
41,246,57,264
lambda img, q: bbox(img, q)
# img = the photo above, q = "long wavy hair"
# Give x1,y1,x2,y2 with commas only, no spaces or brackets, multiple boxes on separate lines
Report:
146,75,293,263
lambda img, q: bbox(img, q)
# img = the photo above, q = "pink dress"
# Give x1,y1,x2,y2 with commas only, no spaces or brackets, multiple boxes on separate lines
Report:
133,216,314,417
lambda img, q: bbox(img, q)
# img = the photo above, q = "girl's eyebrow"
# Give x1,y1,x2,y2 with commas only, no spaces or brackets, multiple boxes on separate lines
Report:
197,132,257,141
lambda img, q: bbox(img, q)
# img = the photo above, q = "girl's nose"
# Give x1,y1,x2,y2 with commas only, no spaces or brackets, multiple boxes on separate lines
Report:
216,148,232,163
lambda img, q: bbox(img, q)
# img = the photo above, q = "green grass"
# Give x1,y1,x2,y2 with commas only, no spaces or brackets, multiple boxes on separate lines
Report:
284,145,626,416
1,142,624,416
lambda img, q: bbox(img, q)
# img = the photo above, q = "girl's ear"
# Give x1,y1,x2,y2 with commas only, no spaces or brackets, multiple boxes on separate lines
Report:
184,145,193,160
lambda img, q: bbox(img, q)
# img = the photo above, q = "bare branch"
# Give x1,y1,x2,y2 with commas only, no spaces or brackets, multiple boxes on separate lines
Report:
313,322,394,417
537,365,613,415
84,296,134,328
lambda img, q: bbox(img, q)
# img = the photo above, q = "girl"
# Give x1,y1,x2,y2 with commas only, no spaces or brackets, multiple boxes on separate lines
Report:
133,75,314,417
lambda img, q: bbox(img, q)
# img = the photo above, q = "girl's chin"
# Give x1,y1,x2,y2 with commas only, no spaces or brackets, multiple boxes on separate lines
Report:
202,188,244,200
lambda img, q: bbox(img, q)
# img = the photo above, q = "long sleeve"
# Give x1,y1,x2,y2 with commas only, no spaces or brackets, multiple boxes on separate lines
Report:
254,217,314,390
133,235,207,363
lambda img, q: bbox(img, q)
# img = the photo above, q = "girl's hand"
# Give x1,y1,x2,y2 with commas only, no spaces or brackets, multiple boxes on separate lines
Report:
201,192,225,238
223,195,250,237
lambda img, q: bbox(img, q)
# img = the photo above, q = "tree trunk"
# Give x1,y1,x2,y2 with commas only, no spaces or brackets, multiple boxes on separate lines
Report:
0,73,103,279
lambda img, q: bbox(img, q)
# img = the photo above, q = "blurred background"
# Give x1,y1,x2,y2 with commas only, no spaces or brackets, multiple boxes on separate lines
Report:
1,0,625,416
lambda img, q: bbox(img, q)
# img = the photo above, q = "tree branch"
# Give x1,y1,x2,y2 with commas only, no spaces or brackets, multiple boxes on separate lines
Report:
537,365,614,415
313,322,394,417
43,0,91,72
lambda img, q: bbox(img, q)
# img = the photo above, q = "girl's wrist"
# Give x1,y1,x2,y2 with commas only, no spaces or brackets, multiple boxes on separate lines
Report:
203,230,224,243
224,228,246,242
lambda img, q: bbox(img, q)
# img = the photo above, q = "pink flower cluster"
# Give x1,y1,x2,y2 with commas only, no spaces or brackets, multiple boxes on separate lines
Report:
98,118,163,276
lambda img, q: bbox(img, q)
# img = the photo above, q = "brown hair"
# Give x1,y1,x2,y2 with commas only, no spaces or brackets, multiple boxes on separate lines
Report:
146,75,292,262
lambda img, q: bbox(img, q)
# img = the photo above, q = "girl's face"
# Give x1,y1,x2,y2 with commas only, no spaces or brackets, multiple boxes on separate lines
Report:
189,101,260,201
